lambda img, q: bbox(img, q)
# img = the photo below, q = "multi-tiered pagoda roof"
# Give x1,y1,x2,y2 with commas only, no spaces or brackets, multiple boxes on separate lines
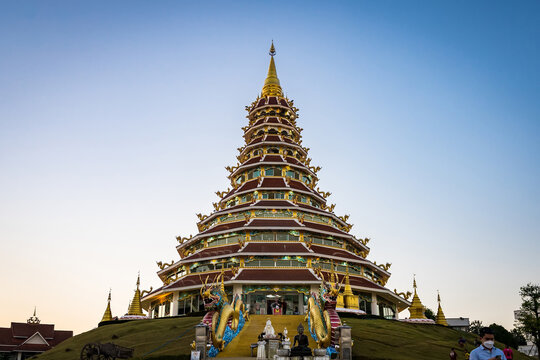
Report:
142,43,410,318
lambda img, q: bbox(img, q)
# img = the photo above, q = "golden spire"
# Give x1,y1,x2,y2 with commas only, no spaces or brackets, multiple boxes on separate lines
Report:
408,275,427,319
127,273,145,316
100,289,113,323
343,264,353,296
435,291,448,326
261,41,283,97
330,260,336,284
343,264,359,309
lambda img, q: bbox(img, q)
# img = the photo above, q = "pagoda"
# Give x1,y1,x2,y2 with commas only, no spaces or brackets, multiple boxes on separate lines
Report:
141,43,410,319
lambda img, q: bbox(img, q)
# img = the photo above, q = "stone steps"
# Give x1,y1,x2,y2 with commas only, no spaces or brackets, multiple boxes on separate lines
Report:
217,315,317,358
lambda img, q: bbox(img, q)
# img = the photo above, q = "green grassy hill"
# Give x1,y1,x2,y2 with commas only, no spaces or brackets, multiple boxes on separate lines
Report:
33,316,532,360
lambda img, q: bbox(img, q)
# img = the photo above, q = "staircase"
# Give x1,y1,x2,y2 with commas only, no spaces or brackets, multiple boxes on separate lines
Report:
217,315,317,357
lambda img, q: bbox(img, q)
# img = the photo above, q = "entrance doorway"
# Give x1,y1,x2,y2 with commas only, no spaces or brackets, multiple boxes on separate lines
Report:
248,292,304,315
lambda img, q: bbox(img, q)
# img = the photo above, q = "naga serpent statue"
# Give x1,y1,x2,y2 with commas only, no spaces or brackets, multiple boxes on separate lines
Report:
306,268,344,349
200,271,248,356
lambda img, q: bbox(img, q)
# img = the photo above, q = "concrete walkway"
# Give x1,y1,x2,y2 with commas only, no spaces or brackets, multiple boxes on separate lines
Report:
217,315,317,358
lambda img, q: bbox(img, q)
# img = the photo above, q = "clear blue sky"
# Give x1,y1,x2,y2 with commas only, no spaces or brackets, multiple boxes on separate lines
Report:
0,1,538,334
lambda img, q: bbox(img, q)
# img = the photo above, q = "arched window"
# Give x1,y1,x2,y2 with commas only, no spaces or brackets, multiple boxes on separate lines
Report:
268,128,278,134
236,175,245,184
247,168,261,180
286,149,294,156
268,148,280,154
257,130,264,136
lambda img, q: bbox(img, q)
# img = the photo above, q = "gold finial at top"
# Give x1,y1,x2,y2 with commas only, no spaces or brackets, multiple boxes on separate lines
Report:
262,41,283,97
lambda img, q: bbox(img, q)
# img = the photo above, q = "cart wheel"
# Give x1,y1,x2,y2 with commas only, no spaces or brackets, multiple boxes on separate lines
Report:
80,343,100,360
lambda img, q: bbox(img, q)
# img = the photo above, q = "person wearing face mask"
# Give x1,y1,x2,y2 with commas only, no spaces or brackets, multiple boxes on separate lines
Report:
470,327,507,360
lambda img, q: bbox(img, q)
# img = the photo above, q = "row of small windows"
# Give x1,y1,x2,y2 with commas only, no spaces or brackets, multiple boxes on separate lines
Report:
191,260,238,273
234,167,313,186
245,256,306,268
225,191,320,208
313,260,380,283
252,108,293,120
182,231,350,262
243,147,303,161
250,231,300,242
208,209,338,228
252,128,297,140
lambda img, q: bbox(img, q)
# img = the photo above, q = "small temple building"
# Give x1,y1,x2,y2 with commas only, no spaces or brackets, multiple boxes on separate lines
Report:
140,43,411,320
0,309,72,360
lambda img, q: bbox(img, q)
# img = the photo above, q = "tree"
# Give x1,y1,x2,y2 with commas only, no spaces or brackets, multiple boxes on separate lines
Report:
515,283,540,360
511,328,527,346
424,307,436,321
470,320,483,335
489,323,519,348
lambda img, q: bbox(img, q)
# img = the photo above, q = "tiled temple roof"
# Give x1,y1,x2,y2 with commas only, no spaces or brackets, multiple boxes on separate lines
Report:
165,270,236,290
183,244,241,261
309,245,364,261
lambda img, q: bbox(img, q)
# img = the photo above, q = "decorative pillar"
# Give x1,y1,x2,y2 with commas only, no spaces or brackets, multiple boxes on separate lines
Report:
371,293,379,316
195,323,209,360
298,293,304,315
171,292,179,316
338,325,352,360
148,305,153,319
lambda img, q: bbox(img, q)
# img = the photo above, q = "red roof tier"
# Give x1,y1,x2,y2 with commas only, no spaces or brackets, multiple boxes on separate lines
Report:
165,270,235,289
309,245,364,261
184,244,241,261
201,221,246,235
260,177,286,187
263,155,283,162
302,221,348,235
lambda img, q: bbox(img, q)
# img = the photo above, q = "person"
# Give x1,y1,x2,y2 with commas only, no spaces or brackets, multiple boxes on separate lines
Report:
290,323,312,356
470,327,507,360
450,347,458,360
503,345,513,360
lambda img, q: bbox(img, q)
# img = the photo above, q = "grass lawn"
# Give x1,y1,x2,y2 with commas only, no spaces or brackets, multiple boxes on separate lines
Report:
32,317,200,360
33,316,533,360
345,318,532,360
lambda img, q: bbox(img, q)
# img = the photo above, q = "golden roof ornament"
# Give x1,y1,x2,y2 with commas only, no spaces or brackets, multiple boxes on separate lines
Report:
100,289,113,323
261,41,283,97
408,275,427,319
435,291,448,326
127,273,145,316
